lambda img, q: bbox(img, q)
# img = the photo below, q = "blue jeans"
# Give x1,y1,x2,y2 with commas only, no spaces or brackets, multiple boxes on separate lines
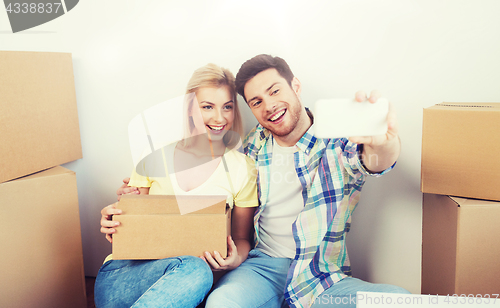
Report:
206,249,410,308
94,256,212,308
206,249,292,308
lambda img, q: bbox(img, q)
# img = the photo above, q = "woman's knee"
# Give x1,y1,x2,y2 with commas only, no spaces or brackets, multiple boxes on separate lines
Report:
178,256,211,274
177,256,213,288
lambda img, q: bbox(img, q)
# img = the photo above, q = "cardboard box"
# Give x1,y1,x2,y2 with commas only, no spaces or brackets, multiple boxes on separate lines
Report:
421,193,500,296
0,166,86,308
421,102,500,201
113,194,230,260
0,51,82,183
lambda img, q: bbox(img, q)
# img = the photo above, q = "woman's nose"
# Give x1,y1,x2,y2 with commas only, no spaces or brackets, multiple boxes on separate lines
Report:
213,109,223,122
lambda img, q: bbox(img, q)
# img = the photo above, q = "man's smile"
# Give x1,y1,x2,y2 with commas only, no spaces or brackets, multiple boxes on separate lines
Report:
269,109,286,122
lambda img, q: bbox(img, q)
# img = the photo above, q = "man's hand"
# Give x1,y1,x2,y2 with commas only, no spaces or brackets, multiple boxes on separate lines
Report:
350,90,400,173
200,236,242,271
117,177,139,201
100,203,122,243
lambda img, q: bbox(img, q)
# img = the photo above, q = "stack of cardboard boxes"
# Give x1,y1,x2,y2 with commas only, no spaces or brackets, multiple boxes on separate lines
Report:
421,103,500,296
0,51,86,308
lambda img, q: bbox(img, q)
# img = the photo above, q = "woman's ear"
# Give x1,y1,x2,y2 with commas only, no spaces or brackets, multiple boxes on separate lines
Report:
291,77,302,97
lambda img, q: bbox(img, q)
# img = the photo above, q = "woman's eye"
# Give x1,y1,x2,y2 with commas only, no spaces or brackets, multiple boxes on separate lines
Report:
202,105,212,110
272,88,279,95
224,105,233,110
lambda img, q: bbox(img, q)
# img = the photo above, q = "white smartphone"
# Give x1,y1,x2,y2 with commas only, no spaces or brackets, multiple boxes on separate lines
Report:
313,98,389,139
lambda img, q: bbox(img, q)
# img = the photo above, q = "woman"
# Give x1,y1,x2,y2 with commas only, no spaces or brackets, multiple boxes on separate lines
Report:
96,64,258,308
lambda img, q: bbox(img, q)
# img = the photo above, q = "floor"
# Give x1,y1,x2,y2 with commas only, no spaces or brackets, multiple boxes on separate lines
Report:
86,277,96,308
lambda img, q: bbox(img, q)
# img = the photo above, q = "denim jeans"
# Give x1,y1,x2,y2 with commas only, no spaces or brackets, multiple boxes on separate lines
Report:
205,249,410,308
94,256,212,308
205,249,292,308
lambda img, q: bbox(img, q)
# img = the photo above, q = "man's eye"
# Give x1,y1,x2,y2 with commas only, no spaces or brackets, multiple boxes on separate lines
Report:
272,89,279,95
252,101,261,107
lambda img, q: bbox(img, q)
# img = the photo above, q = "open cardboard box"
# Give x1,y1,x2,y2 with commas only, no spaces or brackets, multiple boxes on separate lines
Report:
112,194,231,260
421,193,500,295
421,102,500,201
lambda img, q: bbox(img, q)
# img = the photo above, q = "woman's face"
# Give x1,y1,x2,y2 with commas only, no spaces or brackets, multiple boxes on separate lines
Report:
193,86,235,140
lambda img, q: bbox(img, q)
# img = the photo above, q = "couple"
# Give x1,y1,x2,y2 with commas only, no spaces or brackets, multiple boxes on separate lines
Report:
96,55,409,308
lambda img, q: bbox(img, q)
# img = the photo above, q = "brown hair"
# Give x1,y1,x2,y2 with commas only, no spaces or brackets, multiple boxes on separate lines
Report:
235,54,294,102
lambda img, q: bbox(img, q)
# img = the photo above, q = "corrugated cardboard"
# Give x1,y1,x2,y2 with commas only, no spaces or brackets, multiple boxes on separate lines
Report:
421,102,500,201
0,166,86,308
421,193,500,295
0,50,82,183
113,194,230,260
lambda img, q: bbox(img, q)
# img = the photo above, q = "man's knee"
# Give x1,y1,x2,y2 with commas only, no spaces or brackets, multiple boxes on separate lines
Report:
205,287,237,308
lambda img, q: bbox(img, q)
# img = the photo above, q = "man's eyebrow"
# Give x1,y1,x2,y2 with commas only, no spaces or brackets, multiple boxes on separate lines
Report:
247,82,280,103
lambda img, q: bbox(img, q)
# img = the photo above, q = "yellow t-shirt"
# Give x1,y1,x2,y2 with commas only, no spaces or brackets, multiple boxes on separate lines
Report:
129,143,258,209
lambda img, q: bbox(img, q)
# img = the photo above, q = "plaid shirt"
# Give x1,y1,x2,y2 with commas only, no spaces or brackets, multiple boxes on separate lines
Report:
243,113,393,308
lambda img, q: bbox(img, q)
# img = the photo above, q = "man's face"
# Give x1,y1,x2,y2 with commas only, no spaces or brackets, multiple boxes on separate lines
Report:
244,68,303,139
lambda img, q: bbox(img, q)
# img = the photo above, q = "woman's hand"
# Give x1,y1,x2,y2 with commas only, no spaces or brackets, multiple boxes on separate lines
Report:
200,236,242,271
100,203,122,243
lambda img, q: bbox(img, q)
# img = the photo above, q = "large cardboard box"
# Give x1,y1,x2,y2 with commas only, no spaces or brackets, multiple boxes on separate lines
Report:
421,193,500,296
421,102,500,201
113,194,230,260
0,51,82,183
0,166,86,308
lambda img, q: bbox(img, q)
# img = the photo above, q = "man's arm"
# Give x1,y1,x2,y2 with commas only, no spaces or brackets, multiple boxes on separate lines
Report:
116,177,140,201
201,206,256,271
350,91,401,173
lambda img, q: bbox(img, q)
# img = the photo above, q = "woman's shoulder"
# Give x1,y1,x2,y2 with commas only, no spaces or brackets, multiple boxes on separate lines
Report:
223,150,256,180
224,148,254,165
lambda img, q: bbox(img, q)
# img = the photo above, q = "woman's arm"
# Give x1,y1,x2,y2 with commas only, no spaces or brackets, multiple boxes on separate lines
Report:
100,186,150,242
202,206,256,271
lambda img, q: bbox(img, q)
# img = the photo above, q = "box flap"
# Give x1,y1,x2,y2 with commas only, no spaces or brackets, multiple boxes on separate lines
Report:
449,196,500,208
0,166,74,186
118,194,227,215
428,102,500,111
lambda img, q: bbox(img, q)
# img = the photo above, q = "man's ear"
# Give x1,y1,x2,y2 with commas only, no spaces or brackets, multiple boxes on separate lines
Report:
291,77,301,97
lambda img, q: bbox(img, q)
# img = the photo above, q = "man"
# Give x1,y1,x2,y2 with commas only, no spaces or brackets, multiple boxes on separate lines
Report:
204,55,408,308
105,55,409,307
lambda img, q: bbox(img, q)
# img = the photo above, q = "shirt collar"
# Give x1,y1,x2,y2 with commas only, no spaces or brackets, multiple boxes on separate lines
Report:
295,108,317,155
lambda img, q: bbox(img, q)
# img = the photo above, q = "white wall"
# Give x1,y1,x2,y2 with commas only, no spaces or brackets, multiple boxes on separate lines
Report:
2,0,499,294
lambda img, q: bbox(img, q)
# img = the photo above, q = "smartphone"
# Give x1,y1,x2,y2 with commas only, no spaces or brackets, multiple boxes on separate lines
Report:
314,98,389,138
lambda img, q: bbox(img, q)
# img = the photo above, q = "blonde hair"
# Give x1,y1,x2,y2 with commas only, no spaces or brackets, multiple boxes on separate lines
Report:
183,64,243,147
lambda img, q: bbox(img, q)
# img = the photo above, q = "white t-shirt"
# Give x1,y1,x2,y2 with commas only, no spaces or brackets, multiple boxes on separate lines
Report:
256,141,304,258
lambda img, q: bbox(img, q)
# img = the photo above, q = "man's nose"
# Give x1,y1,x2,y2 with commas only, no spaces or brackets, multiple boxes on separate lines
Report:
264,97,278,113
